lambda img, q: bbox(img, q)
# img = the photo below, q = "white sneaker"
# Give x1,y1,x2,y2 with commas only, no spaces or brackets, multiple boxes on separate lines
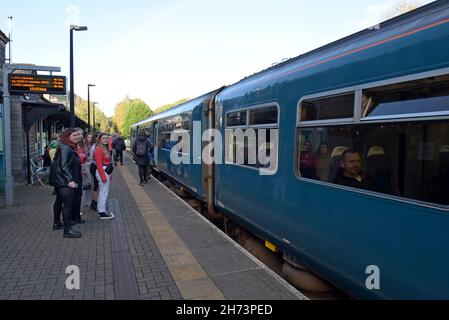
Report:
99,212,114,220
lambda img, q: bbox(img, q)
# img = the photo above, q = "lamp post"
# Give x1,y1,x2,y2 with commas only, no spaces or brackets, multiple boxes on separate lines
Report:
88,84,96,132
69,24,88,127
93,102,98,132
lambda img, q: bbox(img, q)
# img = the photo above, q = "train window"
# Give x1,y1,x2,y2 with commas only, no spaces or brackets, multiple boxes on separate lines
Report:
249,106,278,125
227,111,247,127
226,105,279,172
362,74,449,118
300,93,354,122
296,121,449,207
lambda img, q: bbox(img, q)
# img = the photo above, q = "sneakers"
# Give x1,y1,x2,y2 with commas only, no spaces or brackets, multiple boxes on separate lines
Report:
99,212,115,220
139,182,144,186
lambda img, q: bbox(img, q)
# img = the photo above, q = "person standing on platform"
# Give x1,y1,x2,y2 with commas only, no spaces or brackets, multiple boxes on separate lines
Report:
71,128,88,223
49,128,83,239
132,131,151,186
113,134,126,166
108,135,114,159
89,132,100,211
94,133,115,220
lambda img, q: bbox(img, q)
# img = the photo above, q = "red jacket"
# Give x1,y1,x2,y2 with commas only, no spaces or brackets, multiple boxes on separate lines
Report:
77,145,88,165
94,146,111,182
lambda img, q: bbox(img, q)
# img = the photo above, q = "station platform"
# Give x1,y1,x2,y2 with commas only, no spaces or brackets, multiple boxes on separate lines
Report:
0,157,306,300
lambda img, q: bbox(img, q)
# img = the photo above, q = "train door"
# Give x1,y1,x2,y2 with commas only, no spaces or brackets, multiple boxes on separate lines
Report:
154,122,159,166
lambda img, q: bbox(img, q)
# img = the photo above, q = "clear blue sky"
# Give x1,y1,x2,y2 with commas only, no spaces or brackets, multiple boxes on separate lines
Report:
1,0,434,116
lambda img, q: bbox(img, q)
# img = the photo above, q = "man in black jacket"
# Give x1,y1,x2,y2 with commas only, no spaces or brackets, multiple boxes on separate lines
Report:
334,149,378,192
113,134,126,166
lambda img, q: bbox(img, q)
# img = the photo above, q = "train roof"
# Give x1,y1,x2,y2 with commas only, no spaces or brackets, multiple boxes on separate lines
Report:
131,90,216,128
221,0,449,93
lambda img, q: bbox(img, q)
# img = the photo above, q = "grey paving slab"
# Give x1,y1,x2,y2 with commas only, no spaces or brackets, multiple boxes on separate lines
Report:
124,156,305,300
0,163,182,300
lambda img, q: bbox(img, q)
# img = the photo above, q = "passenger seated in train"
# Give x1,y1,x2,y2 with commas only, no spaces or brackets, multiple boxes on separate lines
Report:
327,146,349,183
299,141,317,179
315,143,331,182
333,149,378,192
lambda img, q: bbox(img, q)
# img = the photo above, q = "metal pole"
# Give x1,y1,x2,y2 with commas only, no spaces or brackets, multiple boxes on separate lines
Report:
26,131,31,185
69,28,75,127
40,118,44,161
87,86,91,132
3,64,14,206
93,103,96,132
7,16,12,64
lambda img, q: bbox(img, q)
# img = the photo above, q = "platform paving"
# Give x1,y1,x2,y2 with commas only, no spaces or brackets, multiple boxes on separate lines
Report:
0,156,305,300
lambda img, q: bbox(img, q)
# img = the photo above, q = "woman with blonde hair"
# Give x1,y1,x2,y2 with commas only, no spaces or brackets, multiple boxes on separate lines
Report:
94,133,115,219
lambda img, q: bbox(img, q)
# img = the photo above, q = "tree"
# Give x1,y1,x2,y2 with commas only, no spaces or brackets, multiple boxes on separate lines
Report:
383,1,421,20
153,98,190,115
112,96,132,134
73,94,111,133
122,99,152,138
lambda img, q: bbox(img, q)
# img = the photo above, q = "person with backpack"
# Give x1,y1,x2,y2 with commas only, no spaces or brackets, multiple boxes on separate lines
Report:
132,131,152,186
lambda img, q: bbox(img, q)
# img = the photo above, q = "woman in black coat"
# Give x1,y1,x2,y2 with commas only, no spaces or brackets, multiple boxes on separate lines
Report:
132,131,151,186
50,128,83,239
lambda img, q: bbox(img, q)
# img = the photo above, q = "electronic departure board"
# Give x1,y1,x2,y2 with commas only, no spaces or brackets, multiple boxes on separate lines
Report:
9,74,66,94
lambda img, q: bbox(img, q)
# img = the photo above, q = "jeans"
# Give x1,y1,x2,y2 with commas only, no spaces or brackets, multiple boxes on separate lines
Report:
55,187,75,230
71,183,82,221
138,165,148,183
114,150,123,164
53,191,62,224
96,169,110,213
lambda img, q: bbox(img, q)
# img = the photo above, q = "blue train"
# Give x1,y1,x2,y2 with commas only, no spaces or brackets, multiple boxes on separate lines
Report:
131,1,449,299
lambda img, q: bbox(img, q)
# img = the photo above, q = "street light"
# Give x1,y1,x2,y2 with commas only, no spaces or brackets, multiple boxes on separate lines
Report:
88,84,96,132
69,24,88,127
93,102,99,132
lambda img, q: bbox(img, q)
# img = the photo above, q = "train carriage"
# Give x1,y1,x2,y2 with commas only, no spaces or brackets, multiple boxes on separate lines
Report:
131,0,449,299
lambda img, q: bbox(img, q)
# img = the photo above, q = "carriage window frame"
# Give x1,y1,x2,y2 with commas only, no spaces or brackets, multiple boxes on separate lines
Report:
295,67,449,212
158,111,192,154
225,103,280,173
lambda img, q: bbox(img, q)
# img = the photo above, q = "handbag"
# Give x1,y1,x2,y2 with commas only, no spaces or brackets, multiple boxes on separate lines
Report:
105,163,114,175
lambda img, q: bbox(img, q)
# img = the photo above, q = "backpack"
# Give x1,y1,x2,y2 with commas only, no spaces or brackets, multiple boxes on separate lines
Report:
135,142,147,156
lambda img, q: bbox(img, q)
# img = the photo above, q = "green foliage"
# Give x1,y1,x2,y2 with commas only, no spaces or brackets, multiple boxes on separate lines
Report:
122,99,152,138
112,95,132,135
72,93,113,133
153,98,190,115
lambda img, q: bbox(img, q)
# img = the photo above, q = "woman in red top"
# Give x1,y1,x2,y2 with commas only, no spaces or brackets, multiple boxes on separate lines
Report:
70,128,87,224
94,133,115,219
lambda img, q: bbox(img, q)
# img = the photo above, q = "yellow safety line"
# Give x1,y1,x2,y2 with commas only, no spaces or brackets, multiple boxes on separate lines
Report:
119,165,225,300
